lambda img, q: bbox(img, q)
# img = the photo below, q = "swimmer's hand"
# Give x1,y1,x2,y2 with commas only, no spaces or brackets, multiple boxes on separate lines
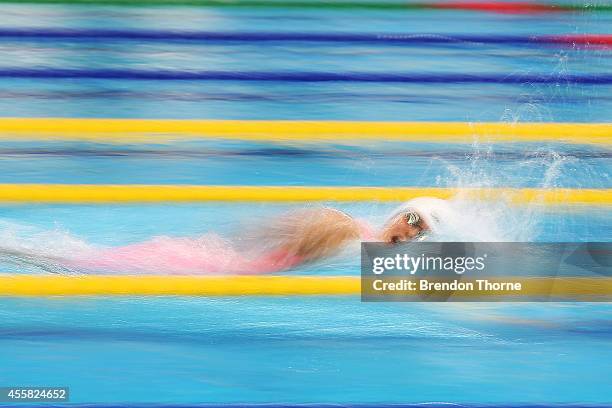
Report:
262,207,361,263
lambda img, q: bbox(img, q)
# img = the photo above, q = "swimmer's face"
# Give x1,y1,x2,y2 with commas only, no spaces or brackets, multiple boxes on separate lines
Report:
380,213,429,244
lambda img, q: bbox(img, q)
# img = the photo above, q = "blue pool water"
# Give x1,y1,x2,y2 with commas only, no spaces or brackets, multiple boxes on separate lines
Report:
2,299,612,403
0,2,611,405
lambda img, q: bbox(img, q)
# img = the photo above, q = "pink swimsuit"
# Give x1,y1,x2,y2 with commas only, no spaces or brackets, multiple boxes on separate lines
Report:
72,235,304,274
73,220,375,275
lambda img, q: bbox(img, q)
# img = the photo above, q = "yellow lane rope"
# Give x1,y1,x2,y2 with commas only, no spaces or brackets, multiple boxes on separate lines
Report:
0,185,608,205
0,118,610,144
1,275,612,297
0,275,360,296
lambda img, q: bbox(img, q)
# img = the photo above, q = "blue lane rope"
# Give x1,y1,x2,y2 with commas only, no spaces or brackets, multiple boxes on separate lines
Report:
0,69,611,84
0,30,551,44
0,148,608,159
0,29,607,47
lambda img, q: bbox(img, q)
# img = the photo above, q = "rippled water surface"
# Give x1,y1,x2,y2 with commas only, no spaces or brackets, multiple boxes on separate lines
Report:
0,1,611,404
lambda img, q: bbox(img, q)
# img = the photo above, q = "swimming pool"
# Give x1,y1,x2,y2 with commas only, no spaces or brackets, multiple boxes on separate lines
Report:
0,1,611,405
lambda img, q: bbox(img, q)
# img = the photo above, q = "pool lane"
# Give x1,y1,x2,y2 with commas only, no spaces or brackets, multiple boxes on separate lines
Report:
0,143,608,188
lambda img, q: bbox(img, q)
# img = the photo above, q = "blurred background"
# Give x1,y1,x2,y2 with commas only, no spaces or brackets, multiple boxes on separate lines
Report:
0,0,611,404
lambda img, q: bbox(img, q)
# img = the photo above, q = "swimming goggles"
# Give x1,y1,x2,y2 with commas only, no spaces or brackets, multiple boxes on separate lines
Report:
404,211,429,242
404,211,420,226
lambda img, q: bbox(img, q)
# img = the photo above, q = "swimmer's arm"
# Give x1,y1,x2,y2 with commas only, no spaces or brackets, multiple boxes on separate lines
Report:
266,207,362,263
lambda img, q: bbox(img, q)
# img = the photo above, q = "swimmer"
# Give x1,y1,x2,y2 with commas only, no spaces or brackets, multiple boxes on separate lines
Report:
0,197,452,275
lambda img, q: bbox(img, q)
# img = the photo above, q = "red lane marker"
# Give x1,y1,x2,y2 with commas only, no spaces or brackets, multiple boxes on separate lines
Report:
545,34,612,47
427,2,567,14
